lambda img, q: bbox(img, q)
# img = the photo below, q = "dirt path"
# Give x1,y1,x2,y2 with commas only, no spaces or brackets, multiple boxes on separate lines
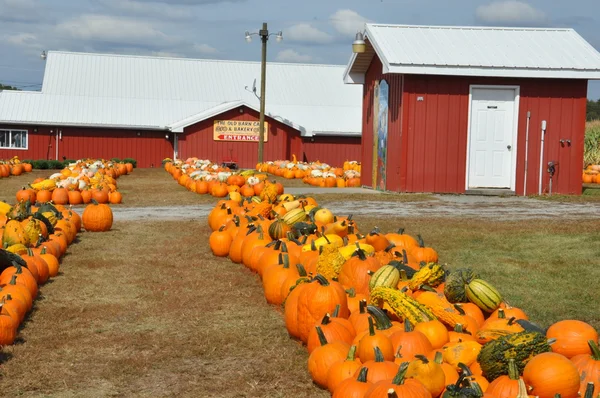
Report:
110,195,600,221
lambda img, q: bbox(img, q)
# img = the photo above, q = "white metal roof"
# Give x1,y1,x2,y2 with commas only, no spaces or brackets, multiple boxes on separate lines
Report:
0,51,362,136
345,24,600,83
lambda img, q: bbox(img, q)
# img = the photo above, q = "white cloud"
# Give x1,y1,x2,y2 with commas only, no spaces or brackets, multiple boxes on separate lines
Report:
99,0,193,20
476,1,548,26
276,49,312,63
329,9,370,36
285,24,333,44
56,15,176,47
5,33,41,49
193,43,218,54
0,0,48,22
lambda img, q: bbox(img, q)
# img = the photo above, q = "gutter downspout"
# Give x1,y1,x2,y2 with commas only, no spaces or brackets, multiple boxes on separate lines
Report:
538,120,547,195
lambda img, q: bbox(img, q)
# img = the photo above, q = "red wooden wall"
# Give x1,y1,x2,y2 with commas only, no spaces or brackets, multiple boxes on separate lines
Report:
401,75,587,195
178,106,301,169
178,106,363,169
361,57,403,190
0,125,172,168
301,137,361,166
361,54,588,195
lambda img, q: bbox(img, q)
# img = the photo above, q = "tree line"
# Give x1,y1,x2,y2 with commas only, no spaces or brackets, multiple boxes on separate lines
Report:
0,83,20,90
589,99,600,121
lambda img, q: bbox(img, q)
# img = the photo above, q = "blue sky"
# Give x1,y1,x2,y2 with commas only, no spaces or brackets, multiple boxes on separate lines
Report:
1,0,599,98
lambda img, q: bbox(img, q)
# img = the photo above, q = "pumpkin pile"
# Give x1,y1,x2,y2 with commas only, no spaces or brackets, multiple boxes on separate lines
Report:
256,157,362,187
206,194,599,397
18,158,131,205
0,156,33,178
583,165,600,184
164,158,284,198
0,201,81,346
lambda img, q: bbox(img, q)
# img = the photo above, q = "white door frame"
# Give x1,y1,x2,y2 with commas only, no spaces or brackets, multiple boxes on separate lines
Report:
465,85,520,191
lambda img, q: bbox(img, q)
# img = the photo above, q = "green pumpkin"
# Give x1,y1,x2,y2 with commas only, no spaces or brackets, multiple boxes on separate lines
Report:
477,331,552,381
444,268,480,303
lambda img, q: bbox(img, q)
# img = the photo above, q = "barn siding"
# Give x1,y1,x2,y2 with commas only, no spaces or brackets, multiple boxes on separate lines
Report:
401,75,587,195
361,57,403,190
178,106,360,169
301,137,361,166
0,125,172,168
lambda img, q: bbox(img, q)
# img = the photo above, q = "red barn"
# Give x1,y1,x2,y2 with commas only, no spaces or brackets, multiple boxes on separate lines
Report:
0,51,362,168
345,24,600,195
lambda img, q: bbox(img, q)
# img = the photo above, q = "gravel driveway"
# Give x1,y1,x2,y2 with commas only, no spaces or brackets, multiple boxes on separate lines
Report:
111,193,600,221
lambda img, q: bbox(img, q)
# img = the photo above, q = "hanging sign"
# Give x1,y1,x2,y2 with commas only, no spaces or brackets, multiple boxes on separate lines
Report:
213,120,269,142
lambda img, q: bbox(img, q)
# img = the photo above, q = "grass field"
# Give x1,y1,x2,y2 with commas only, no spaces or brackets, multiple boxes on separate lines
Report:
0,168,599,397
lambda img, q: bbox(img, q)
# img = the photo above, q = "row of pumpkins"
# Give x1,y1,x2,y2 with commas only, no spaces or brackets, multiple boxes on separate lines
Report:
0,196,115,347
206,194,599,397
0,157,33,178
165,160,285,198
16,159,133,205
582,165,600,184
256,158,362,188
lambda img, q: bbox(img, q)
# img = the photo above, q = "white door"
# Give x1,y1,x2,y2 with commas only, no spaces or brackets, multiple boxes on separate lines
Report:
468,87,518,189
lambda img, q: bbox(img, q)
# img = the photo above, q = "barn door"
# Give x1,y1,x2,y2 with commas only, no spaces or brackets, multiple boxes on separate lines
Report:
467,86,519,190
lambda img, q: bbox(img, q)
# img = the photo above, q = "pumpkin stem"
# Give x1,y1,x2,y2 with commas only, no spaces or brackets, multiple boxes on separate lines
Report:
358,299,367,314
296,263,307,277
507,358,520,380
218,225,226,232
346,345,357,361
91,198,99,205
345,287,356,298
355,367,368,383
584,382,595,398
588,340,600,361
397,227,405,235
404,319,413,332
315,326,328,347
366,305,393,331
453,304,466,316
414,354,429,364
373,346,385,362
367,316,376,336
387,390,399,398
507,316,517,326
314,274,330,286
497,308,506,319
416,234,425,248
433,351,443,364
402,249,408,265
384,243,396,252
391,362,409,385
353,246,367,261
332,304,340,318
321,313,332,325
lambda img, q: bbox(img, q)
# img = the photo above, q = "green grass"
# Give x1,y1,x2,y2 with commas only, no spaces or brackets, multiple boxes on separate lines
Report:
354,216,600,330
532,185,600,202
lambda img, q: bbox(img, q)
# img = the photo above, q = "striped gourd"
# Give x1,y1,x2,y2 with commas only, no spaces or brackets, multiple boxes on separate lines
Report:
369,264,400,291
268,219,291,240
465,279,503,313
370,286,436,325
283,208,307,226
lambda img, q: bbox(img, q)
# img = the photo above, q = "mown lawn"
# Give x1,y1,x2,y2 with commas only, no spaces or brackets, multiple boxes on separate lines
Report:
0,167,598,396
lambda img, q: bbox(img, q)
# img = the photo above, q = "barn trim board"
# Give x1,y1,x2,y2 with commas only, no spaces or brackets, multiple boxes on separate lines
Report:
465,85,520,192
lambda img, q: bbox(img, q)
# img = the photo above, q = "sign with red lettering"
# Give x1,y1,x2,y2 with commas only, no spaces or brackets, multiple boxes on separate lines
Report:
213,120,269,142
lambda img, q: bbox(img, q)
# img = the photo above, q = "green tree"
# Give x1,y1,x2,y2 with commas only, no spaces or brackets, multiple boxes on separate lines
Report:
0,83,20,91
588,99,600,121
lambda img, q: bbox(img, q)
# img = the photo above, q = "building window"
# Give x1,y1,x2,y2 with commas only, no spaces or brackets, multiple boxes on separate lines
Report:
0,129,28,150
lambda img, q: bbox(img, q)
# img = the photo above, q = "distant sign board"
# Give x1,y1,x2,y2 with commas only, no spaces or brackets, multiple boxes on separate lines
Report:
213,120,269,142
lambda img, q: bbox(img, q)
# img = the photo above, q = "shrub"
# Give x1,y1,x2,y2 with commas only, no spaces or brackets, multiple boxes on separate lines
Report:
123,158,137,168
111,157,121,163
35,160,50,169
48,160,64,169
